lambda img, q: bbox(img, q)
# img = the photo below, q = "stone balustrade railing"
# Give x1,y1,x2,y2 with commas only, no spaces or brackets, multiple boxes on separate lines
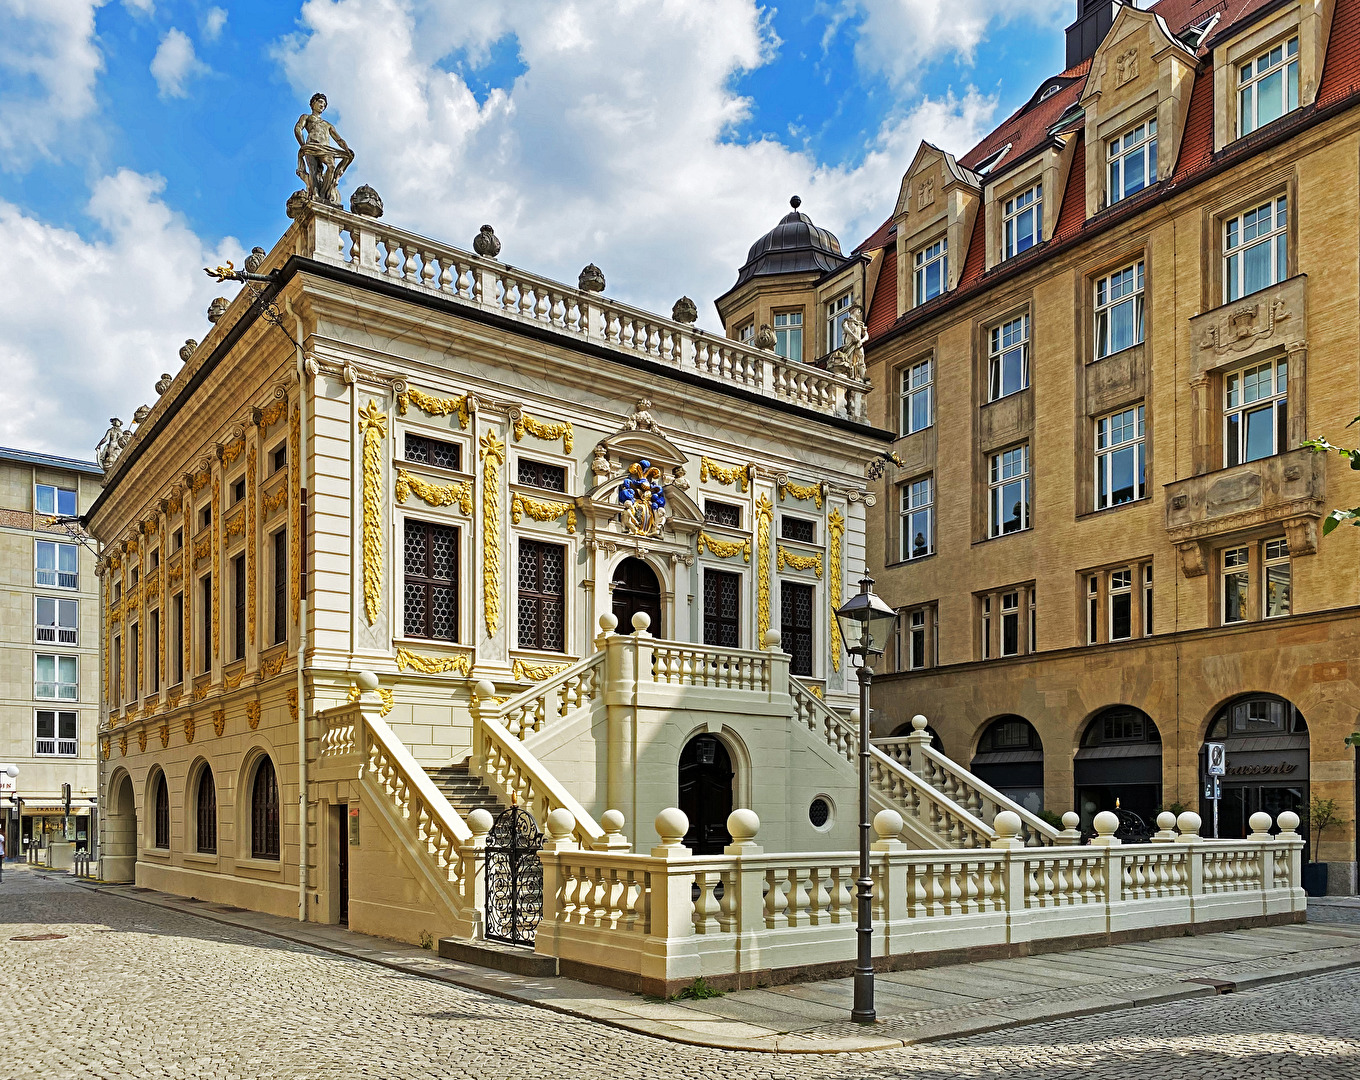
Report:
533,807,1306,997
484,652,605,742
299,205,869,422
875,716,1061,846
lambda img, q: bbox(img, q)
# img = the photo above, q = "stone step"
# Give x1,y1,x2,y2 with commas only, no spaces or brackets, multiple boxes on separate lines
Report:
428,764,505,818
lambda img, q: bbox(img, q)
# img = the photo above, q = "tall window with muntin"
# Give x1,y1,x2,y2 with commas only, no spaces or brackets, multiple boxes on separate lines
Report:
1224,357,1287,466
988,444,1030,537
899,475,933,561
702,569,740,648
773,311,802,361
153,771,170,850
1003,184,1042,258
899,357,932,435
251,757,280,860
1222,545,1250,624
1238,36,1299,136
914,237,947,304
1224,196,1287,301
1264,537,1291,618
196,767,217,855
827,292,853,350
35,540,78,589
1107,120,1157,204
1095,262,1144,358
988,315,1029,400
1095,404,1145,509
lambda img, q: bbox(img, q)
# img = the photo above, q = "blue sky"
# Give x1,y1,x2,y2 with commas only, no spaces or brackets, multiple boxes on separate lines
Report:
0,0,1071,458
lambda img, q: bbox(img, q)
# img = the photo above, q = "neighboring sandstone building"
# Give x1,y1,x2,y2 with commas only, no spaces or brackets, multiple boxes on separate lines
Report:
86,128,901,935
853,0,1360,885
0,447,103,861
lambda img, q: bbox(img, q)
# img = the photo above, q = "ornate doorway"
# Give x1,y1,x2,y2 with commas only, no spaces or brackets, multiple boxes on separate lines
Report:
679,734,733,854
612,557,663,634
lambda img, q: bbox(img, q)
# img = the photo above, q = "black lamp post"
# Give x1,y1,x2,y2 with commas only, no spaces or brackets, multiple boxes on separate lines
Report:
834,575,898,1024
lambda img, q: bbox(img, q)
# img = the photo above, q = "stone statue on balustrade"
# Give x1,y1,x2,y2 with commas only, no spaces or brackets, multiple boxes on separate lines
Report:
95,418,131,473
294,93,354,206
828,304,867,381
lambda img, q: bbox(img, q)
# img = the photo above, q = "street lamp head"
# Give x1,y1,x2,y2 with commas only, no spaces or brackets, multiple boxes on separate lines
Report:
2,765,17,779
835,576,898,658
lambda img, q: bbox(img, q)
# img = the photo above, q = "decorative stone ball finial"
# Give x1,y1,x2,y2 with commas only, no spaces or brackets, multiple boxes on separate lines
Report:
207,297,229,324
467,808,494,837
578,263,606,292
473,678,498,700
355,670,379,692
598,612,619,634
790,195,802,210
473,225,501,258
1062,811,1081,831
1176,810,1203,838
911,714,928,732
1277,810,1301,835
546,808,577,841
630,610,651,634
761,628,781,649
655,807,689,846
179,339,198,364
244,246,267,274
1248,811,1274,838
1156,811,1177,832
600,809,626,836
727,808,760,843
671,296,698,324
154,373,174,396
1092,810,1120,838
995,810,1023,840
873,808,903,841
349,184,384,218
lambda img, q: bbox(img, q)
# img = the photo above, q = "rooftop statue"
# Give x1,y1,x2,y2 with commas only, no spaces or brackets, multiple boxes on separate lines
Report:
294,93,354,206
829,304,867,381
95,418,131,473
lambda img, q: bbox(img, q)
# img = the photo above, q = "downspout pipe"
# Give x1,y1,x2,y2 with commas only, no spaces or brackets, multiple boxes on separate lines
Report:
287,295,309,923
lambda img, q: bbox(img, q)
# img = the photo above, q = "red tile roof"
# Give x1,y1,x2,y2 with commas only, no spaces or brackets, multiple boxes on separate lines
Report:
1321,0,1360,103
957,59,1090,174
1050,134,1088,244
854,216,896,256
866,244,898,339
957,203,988,290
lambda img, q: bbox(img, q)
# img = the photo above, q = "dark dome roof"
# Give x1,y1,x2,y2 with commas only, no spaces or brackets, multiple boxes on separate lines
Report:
732,196,847,289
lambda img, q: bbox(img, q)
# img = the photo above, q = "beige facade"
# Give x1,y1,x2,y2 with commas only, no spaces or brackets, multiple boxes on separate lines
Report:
860,0,1360,885
0,448,103,859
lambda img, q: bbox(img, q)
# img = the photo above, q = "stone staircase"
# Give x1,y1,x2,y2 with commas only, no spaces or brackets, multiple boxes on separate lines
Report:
429,761,507,819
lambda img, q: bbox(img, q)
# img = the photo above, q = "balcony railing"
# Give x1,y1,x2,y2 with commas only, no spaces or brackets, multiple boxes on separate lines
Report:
35,625,77,646
35,738,78,757
35,570,78,589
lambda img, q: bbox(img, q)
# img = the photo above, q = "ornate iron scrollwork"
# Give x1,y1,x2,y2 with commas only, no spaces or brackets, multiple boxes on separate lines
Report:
484,805,545,946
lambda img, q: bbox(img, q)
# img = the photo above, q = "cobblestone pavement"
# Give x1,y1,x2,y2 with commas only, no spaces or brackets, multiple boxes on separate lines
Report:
1307,896,1360,924
3,868,1359,1080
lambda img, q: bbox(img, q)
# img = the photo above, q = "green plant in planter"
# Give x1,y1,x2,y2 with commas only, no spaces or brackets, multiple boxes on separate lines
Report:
1307,796,1346,863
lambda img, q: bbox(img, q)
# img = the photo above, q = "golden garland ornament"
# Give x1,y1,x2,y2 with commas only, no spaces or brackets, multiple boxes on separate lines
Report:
700,456,752,491
398,386,472,429
512,410,573,453
697,532,750,562
100,736,110,761
260,652,287,679
246,446,257,642
118,731,128,756
828,507,845,673
377,687,395,717
510,492,576,532
291,404,301,623
512,658,570,681
212,472,221,665
395,468,473,513
479,429,506,635
755,494,773,644
262,483,288,516
222,440,245,466
191,469,211,493
778,478,824,509
224,668,245,691
286,688,298,721
246,701,261,730
158,723,171,749
776,546,824,577
224,508,245,538
212,710,226,737
259,397,288,431
357,400,388,626
395,646,473,676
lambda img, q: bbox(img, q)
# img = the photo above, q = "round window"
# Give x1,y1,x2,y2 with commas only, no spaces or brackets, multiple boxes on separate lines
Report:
809,797,831,829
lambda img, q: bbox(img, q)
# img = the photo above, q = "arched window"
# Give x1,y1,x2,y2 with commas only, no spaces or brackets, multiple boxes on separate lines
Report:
1075,707,1162,836
196,766,217,855
971,716,1044,813
153,771,170,850
1203,694,1308,841
888,721,944,754
251,757,280,860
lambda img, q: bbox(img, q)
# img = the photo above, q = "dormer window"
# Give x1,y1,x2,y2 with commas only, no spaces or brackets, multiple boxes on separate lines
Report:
773,311,802,361
1239,37,1299,136
1107,119,1157,205
913,238,947,305
1003,185,1042,259
974,143,1011,178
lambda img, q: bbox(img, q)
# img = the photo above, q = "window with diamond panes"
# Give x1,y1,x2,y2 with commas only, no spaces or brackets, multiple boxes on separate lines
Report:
405,432,461,471
517,459,567,493
703,569,740,648
781,517,815,543
781,581,814,676
518,539,565,651
403,519,459,641
704,500,741,528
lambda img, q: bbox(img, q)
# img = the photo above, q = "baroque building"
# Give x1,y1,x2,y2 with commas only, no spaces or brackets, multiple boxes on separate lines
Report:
0,447,102,864
845,0,1360,888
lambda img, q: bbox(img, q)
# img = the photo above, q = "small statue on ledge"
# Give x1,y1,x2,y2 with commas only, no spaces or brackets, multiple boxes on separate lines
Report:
754,323,776,350
294,92,354,206
95,418,131,472
828,303,867,380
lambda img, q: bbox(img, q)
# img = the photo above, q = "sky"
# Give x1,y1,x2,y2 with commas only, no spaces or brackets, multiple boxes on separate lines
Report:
0,0,1073,460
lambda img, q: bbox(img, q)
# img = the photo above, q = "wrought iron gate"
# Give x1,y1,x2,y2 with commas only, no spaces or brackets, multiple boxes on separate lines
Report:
484,805,545,946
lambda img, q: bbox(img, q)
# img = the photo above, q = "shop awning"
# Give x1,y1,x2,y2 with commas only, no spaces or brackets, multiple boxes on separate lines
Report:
19,799,97,812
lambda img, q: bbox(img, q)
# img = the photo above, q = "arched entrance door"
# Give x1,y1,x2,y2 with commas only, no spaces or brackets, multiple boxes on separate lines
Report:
612,557,663,635
104,773,137,883
1075,707,1162,838
1201,695,1308,840
970,716,1044,813
679,734,733,854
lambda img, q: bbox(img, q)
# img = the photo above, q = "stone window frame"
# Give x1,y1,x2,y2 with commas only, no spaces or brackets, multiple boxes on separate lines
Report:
1215,534,1292,625
514,535,570,656
912,233,949,307
896,473,935,564
1080,556,1153,646
975,581,1036,660
897,350,935,437
1093,259,1146,360
1093,402,1148,512
1105,116,1159,207
894,601,937,672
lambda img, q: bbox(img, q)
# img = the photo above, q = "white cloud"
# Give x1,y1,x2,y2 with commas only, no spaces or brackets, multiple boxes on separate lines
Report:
272,0,996,333
204,6,228,40
0,170,241,458
0,0,107,169
122,0,154,14
150,27,207,98
844,0,1070,87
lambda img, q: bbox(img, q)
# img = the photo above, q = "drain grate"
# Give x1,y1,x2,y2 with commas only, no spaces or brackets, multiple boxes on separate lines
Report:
11,934,68,942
